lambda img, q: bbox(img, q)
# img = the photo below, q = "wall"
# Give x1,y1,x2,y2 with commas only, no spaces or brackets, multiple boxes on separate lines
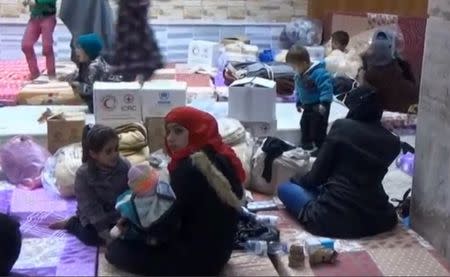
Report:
309,0,428,20
0,0,308,22
0,0,310,62
411,0,450,260
0,22,287,61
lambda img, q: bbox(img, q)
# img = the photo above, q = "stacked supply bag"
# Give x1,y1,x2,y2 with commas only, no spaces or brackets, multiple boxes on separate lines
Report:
42,143,82,198
217,118,254,188
251,137,311,195
279,17,323,49
116,122,150,165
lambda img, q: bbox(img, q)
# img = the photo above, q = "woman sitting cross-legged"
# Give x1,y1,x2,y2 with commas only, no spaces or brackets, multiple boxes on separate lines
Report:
105,106,245,276
278,82,401,239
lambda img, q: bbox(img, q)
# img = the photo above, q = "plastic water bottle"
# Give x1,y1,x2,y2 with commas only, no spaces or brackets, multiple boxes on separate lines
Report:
244,240,268,256
256,215,279,226
268,241,288,255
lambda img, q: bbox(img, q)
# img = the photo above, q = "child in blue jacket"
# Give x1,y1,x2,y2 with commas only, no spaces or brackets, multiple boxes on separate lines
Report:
286,45,334,154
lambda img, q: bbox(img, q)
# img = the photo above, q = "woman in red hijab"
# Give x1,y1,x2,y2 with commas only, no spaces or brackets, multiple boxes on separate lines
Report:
106,106,245,276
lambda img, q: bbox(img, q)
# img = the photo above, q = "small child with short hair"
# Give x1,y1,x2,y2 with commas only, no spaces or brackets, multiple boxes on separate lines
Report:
331,31,350,53
110,163,175,245
286,45,333,155
64,33,121,113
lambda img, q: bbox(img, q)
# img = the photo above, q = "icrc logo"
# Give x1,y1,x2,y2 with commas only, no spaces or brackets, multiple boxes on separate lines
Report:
101,95,117,111
123,94,135,104
192,46,200,56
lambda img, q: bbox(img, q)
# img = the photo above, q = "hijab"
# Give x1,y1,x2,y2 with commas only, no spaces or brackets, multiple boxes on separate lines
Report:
344,85,383,122
164,107,246,184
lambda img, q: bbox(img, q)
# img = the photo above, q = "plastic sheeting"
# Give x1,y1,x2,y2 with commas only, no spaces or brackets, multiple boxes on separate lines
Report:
279,17,323,49
41,143,82,198
0,136,50,189
217,118,254,188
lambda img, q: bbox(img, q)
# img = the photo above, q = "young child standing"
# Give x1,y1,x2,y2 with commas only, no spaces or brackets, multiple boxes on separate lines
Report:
286,45,334,155
331,31,350,53
49,124,130,246
21,0,57,80
65,33,121,113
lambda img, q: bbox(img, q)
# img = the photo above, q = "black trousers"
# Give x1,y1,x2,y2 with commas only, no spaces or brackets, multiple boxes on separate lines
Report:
300,102,331,149
66,217,102,246
105,239,226,276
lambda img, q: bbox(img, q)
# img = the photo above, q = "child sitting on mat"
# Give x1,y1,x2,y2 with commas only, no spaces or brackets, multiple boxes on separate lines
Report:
110,163,175,245
64,33,121,113
49,124,130,246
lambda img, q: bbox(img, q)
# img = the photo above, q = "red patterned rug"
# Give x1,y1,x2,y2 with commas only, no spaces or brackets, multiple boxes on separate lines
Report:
0,59,45,106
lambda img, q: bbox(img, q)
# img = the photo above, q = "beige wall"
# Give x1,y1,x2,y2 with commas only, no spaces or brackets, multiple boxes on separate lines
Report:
0,0,309,22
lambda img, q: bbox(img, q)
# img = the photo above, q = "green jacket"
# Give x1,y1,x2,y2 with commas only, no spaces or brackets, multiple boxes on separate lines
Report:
31,0,56,18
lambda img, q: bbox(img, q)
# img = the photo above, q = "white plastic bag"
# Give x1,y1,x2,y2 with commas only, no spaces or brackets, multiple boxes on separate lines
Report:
42,143,82,198
217,118,254,187
218,117,246,146
251,139,311,195
0,136,50,189
279,17,323,49
325,49,362,79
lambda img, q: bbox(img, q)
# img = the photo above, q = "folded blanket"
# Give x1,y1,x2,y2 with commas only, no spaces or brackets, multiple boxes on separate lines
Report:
116,123,150,165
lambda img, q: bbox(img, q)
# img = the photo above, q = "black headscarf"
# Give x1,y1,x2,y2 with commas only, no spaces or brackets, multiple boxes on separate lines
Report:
344,85,383,123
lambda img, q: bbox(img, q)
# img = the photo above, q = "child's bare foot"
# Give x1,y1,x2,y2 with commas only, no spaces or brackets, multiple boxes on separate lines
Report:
49,218,70,230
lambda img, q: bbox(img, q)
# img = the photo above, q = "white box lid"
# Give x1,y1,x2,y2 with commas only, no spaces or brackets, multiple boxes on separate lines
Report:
190,40,219,46
142,80,188,90
230,77,276,88
94,81,141,90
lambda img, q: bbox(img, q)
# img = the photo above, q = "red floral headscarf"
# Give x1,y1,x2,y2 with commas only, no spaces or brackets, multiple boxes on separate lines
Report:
164,107,246,184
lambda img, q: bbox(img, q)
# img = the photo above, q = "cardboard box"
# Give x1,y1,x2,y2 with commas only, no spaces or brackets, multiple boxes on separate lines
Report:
18,81,83,105
93,82,142,126
187,40,221,68
150,68,176,80
241,120,277,138
144,117,166,153
141,80,187,118
45,111,86,154
186,86,216,103
228,77,277,123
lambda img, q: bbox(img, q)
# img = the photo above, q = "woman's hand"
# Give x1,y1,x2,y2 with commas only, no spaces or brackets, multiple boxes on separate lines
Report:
70,81,80,88
116,217,128,228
